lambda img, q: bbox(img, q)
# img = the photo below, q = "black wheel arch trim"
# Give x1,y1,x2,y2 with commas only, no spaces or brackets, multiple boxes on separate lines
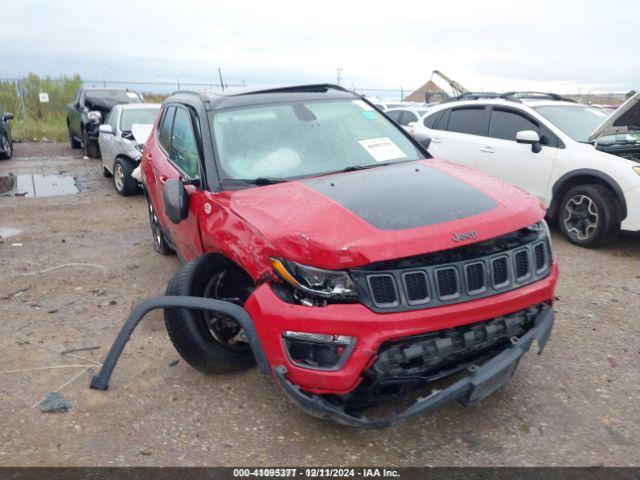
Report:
90,295,270,391
549,169,627,221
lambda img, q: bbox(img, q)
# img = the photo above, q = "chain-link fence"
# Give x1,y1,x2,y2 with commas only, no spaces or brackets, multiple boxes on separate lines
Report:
0,75,414,141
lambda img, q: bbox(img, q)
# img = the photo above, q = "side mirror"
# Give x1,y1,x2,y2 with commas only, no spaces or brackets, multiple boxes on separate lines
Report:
413,131,431,150
2,112,14,121
99,124,113,135
516,130,542,153
163,178,190,224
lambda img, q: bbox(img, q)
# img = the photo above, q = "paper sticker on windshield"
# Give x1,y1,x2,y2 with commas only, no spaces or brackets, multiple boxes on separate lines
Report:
358,137,407,162
126,92,139,98
352,100,374,111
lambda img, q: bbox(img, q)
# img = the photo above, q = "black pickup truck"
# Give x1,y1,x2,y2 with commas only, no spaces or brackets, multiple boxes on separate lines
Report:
67,88,142,158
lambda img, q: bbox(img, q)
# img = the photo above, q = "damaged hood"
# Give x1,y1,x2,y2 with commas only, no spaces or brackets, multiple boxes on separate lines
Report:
131,123,153,145
589,90,640,141
227,160,545,269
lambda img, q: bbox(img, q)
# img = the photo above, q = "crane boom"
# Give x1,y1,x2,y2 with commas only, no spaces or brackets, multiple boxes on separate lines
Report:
430,70,468,98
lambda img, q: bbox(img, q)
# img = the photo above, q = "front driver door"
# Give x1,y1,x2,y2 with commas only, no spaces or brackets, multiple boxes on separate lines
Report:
163,105,205,261
479,107,559,201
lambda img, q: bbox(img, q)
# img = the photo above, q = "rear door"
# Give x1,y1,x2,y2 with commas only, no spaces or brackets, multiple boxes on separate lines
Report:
480,107,559,201
427,106,490,169
158,105,205,261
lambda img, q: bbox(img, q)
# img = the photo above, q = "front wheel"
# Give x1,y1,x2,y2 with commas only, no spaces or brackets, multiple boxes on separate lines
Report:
164,254,256,374
558,184,620,247
0,134,12,159
68,125,81,149
113,158,138,196
82,129,100,158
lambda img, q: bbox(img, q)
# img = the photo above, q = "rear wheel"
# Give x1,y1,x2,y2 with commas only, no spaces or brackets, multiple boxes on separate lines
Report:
113,158,138,196
558,184,620,247
0,134,12,159
164,254,256,374
146,196,174,255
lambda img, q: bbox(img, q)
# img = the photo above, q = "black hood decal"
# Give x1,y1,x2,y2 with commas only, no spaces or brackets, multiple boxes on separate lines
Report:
304,162,497,231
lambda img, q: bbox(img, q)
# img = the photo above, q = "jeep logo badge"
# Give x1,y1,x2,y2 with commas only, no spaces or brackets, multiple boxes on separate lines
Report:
452,230,478,242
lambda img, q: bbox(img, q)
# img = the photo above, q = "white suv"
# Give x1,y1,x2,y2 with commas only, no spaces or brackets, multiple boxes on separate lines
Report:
414,92,640,247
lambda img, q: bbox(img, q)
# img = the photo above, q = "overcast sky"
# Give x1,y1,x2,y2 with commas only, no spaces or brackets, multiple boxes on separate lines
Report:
2,0,638,96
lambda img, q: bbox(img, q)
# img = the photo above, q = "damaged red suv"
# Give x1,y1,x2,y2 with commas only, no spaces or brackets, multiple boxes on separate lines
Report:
91,84,558,428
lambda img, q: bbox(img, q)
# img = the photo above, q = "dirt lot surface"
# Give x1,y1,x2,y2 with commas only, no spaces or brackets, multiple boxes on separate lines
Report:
1,142,639,466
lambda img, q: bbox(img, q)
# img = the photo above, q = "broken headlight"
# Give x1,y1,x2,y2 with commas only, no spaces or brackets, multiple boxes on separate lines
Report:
87,110,102,121
271,259,358,301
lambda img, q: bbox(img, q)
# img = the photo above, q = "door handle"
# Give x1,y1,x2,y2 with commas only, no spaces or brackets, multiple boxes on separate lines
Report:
480,146,494,153
159,175,168,185
431,137,443,143
145,152,152,160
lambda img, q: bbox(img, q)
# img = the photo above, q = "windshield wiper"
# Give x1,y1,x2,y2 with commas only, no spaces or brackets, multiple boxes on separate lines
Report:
323,163,393,176
223,177,288,186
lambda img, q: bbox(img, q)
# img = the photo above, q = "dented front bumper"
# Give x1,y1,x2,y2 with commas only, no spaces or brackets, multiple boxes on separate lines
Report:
272,305,554,428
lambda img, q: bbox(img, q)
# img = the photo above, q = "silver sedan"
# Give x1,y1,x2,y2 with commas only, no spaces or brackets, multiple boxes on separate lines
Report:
98,103,160,196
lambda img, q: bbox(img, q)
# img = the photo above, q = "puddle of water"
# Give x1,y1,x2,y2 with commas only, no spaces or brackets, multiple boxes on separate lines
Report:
0,173,79,197
0,227,22,238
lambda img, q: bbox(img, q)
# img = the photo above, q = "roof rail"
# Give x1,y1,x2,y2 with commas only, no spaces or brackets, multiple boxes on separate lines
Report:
501,91,577,103
235,83,350,96
442,92,502,103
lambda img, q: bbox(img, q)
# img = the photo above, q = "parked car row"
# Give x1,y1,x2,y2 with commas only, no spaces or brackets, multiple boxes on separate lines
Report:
409,91,640,247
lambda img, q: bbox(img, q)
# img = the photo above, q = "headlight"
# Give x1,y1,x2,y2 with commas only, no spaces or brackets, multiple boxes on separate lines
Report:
271,259,358,300
633,166,640,175
87,110,102,121
528,219,552,250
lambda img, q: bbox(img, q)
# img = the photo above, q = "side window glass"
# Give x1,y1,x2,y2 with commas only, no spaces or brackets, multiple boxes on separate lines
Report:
109,109,119,131
424,111,442,129
447,107,488,136
400,112,418,126
158,107,175,152
489,109,538,141
387,110,403,122
171,107,200,178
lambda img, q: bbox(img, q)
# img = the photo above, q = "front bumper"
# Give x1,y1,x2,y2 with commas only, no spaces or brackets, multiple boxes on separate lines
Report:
273,305,554,428
245,262,558,395
621,184,640,232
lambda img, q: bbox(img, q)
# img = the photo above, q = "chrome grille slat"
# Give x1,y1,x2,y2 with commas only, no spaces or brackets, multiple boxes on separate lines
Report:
354,236,551,313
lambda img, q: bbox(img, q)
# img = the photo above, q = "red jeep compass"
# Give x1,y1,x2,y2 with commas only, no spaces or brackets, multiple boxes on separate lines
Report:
92,84,558,428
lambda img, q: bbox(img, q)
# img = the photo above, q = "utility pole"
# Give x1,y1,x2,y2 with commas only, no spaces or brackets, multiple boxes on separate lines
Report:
336,67,343,86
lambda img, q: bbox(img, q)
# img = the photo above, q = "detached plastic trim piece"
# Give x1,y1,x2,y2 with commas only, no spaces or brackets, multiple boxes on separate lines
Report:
274,305,555,429
89,295,269,391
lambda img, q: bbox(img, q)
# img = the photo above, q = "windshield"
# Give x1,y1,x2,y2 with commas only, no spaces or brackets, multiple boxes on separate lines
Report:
86,90,142,103
210,99,424,181
120,107,160,131
533,105,609,142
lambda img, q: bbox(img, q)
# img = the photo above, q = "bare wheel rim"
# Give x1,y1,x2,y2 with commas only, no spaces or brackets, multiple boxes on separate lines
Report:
203,271,250,353
147,201,163,248
114,164,125,191
563,194,599,241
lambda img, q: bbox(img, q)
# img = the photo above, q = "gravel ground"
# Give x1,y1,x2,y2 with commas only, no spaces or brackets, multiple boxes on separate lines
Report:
0,142,639,466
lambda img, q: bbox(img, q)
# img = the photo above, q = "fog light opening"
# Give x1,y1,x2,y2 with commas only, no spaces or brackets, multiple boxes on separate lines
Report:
282,332,356,370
